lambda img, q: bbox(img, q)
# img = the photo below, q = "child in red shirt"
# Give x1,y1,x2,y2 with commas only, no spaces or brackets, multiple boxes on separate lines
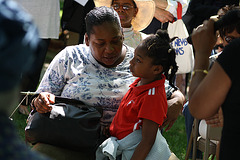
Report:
98,29,178,160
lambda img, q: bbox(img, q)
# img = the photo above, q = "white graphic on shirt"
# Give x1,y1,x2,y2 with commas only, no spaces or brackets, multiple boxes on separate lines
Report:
148,87,156,95
133,119,142,131
127,100,134,106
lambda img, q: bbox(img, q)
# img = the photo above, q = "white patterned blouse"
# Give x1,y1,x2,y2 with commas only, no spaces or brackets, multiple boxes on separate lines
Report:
37,44,136,124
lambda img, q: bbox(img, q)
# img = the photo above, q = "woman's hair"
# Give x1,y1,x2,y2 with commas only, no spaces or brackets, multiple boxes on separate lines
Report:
142,29,178,89
218,5,240,38
85,6,121,37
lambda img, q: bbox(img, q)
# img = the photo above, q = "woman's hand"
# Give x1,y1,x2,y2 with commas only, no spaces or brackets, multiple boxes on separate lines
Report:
33,92,55,113
205,108,223,127
192,19,217,60
161,90,185,131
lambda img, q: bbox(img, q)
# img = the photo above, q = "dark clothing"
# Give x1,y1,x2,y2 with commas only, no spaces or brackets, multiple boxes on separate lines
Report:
61,0,95,43
20,39,50,105
0,112,49,160
0,0,40,92
217,38,240,160
142,18,169,34
183,0,239,34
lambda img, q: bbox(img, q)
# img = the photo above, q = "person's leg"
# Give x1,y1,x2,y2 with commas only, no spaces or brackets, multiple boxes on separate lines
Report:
19,39,50,114
78,0,95,44
32,143,95,160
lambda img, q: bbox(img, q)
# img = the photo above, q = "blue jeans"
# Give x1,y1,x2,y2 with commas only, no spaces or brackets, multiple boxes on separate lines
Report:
182,101,202,159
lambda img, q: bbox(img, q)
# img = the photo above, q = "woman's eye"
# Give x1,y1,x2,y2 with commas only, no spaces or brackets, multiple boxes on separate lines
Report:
95,42,105,47
112,39,121,44
112,37,123,44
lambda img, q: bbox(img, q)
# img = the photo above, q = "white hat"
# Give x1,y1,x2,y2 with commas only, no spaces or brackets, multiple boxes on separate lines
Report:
94,0,155,31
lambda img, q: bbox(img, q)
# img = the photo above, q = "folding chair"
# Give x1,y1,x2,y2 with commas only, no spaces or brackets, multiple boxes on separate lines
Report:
185,118,222,160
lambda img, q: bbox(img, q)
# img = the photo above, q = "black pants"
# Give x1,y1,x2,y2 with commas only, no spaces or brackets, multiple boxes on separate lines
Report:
20,39,50,105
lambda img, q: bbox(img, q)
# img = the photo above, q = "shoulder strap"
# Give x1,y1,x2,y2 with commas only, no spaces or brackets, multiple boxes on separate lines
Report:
177,2,183,20
55,96,85,105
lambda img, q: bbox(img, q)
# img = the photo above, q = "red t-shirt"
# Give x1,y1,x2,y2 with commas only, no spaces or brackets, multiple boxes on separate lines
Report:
110,76,168,140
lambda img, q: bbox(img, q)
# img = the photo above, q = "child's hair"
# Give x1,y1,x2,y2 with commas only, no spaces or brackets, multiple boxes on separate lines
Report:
85,6,122,38
142,29,178,89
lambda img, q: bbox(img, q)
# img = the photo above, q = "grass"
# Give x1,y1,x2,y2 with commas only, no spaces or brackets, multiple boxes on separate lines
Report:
163,115,187,159
12,109,187,159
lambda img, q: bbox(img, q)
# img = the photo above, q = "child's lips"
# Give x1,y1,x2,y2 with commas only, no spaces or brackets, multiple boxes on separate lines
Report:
129,66,133,72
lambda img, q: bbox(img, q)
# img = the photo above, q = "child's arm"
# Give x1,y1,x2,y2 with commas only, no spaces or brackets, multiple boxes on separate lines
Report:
130,119,159,160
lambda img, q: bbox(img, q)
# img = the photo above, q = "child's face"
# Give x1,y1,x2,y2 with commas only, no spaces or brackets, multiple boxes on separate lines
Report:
130,45,157,78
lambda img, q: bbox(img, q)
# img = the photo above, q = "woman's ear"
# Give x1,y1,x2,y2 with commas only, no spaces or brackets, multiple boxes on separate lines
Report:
134,8,138,18
85,33,89,46
153,65,163,75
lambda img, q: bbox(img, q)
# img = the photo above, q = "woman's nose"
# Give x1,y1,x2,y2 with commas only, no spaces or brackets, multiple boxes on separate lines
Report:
116,5,125,12
105,43,114,53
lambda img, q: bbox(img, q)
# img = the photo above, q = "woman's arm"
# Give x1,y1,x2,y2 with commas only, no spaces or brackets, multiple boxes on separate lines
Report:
161,90,185,131
131,119,159,160
189,62,231,119
188,19,231,119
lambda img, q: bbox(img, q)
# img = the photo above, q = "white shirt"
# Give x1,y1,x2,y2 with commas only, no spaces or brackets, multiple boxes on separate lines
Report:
166,0,188,18
123,27,149,49
37,44,136,124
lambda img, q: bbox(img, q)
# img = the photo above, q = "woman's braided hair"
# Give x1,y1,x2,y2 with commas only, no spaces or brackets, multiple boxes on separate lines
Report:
142,29,178,89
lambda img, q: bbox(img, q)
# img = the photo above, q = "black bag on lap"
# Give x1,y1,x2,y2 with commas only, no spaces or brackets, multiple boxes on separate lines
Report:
25,96,102,152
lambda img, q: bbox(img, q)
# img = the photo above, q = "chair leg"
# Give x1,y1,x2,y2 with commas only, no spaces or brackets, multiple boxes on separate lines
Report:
192,119,200,160
211,155,215,160
185,131,193,160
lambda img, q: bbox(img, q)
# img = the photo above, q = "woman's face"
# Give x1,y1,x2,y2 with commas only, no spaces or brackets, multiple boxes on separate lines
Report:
223,29,240,47
112,0,138,28
85,22,124,68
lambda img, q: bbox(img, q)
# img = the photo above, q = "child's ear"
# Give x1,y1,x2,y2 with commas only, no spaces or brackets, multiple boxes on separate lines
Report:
153,65,163,75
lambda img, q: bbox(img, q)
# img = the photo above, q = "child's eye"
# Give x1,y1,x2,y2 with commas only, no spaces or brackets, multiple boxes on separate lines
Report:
136,58,141,63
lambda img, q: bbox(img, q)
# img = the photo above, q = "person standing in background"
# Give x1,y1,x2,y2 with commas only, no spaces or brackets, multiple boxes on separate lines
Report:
140,0,189,96
61,0,95,45
0,0,50,159
142,0,188,33
183,0,239,35
14,0,60,115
